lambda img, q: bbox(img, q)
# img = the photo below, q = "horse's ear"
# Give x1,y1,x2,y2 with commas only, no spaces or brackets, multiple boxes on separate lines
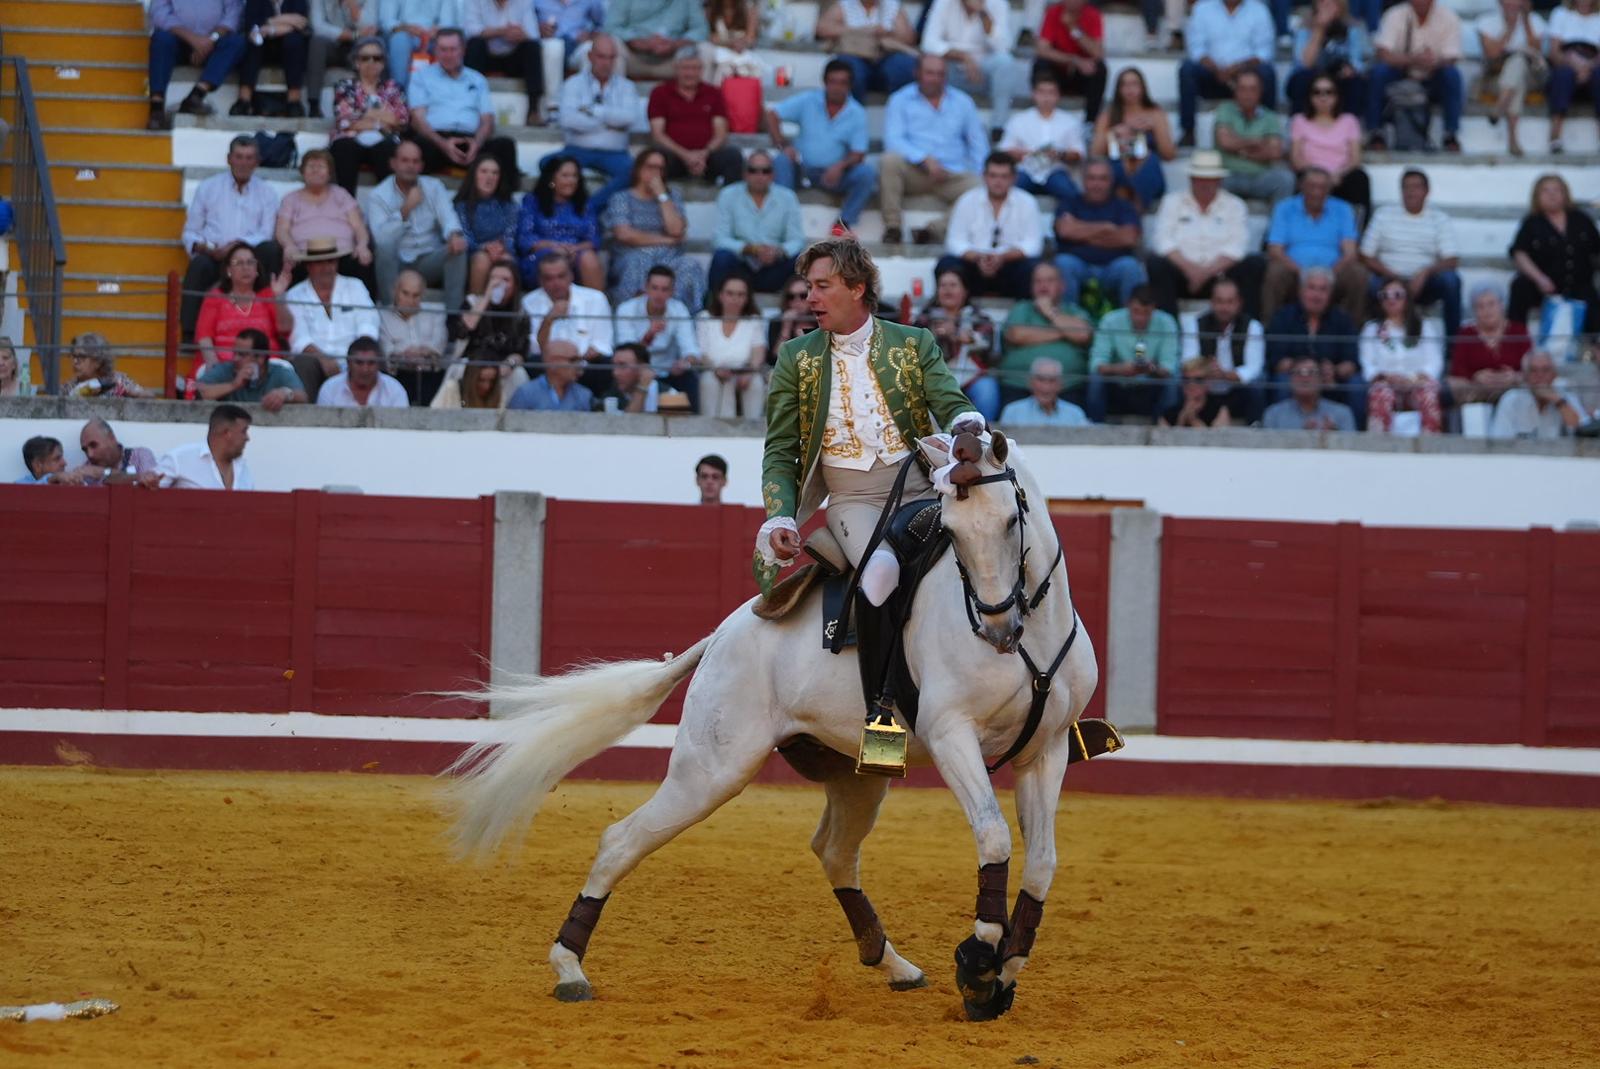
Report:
990,429,1009,466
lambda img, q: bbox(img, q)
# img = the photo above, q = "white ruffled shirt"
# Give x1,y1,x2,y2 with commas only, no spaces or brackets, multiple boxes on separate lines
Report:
820,315,910,472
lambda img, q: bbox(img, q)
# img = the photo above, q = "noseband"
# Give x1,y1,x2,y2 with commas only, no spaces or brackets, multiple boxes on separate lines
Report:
948,467,1064,647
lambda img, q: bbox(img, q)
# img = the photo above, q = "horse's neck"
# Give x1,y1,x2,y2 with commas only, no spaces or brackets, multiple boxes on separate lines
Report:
1016,465,1073,620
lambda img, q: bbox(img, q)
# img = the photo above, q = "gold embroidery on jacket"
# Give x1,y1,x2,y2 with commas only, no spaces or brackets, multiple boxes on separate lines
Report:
823,356,865,459
795,346,822,463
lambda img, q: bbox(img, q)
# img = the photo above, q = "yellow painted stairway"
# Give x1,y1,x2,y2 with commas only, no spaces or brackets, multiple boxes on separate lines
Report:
2,0,185,388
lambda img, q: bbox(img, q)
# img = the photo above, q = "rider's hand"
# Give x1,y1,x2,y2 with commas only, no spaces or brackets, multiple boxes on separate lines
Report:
771,527,803,560
950,413,987,437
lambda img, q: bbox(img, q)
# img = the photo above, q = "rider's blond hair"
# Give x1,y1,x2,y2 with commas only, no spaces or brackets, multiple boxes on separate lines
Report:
796,238,880,311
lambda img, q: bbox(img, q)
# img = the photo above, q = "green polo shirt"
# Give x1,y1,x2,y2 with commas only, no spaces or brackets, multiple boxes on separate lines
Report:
999,300,1092,391
198,359,305,403
1089,308,1181,372
1214,102,1283,177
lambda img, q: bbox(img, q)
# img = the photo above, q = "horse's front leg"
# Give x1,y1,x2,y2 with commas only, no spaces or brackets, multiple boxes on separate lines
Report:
999,736,1072,992
921,724,1016,1021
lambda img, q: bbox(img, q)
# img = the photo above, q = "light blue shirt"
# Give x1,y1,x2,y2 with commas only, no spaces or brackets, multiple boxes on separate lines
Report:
509,375,596,411
377,0,459,31
1266,195,1358,269
534,0,605,42
998,396,1091,427
883,83,988,174
773,89,868,169
408,62,492,133
13,471,52,484
1186,0,1275,66
1291,21,1368,71
604,0,706,41
713,182,805,258
614,294,700,373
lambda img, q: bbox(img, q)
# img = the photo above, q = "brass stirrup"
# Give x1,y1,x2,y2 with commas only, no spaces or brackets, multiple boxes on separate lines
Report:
856,699,908,778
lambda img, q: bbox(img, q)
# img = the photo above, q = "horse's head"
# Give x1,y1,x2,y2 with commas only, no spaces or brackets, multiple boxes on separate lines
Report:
923,430,1029,653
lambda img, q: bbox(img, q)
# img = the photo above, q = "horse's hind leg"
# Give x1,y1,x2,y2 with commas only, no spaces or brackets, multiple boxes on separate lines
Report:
549,709,773,1002
813,774,927,991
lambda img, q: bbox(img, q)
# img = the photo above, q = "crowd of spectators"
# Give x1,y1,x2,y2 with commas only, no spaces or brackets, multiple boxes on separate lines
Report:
52,0,1600,440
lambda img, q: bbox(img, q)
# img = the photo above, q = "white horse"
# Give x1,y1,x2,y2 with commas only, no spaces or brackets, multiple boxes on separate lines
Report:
447,430,1100,1020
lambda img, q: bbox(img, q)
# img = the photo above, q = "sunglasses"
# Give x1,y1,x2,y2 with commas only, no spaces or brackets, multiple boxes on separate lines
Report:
746,166,773,174
356,53,384,61
785,290,807,300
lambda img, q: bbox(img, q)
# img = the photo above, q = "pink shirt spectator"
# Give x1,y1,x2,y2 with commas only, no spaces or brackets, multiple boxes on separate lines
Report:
277,185,363,255
1290,113,1361,174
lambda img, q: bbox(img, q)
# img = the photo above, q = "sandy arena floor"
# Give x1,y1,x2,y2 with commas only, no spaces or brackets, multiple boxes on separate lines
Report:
1,766,1596,1069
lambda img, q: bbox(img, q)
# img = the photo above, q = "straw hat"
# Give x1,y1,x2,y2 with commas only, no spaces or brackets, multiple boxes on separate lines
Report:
1188,150,1228,179
299,235,344,262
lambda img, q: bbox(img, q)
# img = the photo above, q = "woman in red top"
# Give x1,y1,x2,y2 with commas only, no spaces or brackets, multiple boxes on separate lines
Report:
193,240,293,376
1449,285,1530,405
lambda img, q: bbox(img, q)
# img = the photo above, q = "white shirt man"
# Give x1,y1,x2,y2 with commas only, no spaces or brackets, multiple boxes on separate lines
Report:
523,281,615,359
557,57,641,153
919,0,1027,128
286,275,381,363
1151,181,1250,268
613,292,699,375
156,441,255,490
945,183,1045,261
317,371,411,407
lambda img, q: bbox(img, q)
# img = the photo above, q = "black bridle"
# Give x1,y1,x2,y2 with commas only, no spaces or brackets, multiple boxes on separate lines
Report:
946,465,1078,775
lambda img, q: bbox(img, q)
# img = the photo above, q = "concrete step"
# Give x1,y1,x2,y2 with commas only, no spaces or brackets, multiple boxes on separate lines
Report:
3,160,185,202
57,274,170,317
64,235,188,276
3,26,149,65
59,197,186,240
29,60,148,98
0,0,147,31
44,127,173,164
33,91,153,128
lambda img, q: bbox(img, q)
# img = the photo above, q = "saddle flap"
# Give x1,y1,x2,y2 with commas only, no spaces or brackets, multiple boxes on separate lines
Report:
1066,719,1126,765
804,527,849,573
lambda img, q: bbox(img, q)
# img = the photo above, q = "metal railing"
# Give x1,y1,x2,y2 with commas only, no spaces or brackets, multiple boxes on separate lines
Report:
0,30,69,395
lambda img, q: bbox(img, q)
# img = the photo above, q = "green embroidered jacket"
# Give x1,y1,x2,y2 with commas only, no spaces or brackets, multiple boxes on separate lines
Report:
755,317,974,592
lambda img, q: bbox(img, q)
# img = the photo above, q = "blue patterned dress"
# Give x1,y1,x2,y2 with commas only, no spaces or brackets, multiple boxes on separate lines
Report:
515,196,602,288
455,196,518,254
603,189,706,311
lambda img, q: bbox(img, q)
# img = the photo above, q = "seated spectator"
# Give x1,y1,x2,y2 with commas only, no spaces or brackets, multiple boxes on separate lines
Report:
431,345,515,408
1032,0,1108,123
317,335,411,406
710,151,805,295
999,77,1084,207
1509,173,1600,336
1053,158,1146,307
180,136,282,338
274,149,376,293
195,328,310,410
147,0,246,129
999,260,1093,409
1261,354,1358,430
1262,167,1367,322
879,54,988,246
1264,265,1364,415
1365,0,1465,152
998,356,1091,427
614,265,702,408
71,418,161,486
1090,68,1175,210
916,266,1000,419
63,333,155,399
509,338,596,410
452,258,533,377
695,272,767,418
703,0,763,83
1545,0,1600,154
1161,358,1236,427
194,240,293,374
455,153,519,296
648,51,744,187
1360,169,1461,351
552,34,639,208
535,0,606,66
15,435,68,485
767,277,818,356
370,138,469,317
285,237,382,398
516,155,605,292
920,0,1029,132
814,0,918,103
1288,0,1369,117
1449,285,1530,406
1361,281,1444,433
409,28,520,180
1490,349,1593,437
1139,0,1187,49
157,404,255,491
1289,73,1370,223
308,0,377,120
1179,277,1264,422
1086,285,1180,420
1146,151,1264,320
464,0,543,118
1214,68,1294,204
604,148,707,309
381,0,453,89
523,249,613,370
0,337,35,398
329,35,408,193
605,0,707,81
236,0,311,117
767,60,877,231
380,268,451,403
1475,0,1545,157
938,153,1043,302
1178,0,1277,148
599,342,660,412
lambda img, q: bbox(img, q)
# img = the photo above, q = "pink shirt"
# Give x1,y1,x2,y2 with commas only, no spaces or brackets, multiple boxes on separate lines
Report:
277,185,361,254
1291,113,1360,174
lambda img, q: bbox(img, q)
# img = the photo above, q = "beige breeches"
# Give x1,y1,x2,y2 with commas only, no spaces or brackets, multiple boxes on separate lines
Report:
822,458,934,568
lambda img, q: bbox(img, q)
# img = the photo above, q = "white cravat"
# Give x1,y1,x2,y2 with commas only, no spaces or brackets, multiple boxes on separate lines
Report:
821,315,909,471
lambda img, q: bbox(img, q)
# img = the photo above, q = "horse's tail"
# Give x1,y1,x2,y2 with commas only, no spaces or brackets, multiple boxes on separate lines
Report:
444,636,713,859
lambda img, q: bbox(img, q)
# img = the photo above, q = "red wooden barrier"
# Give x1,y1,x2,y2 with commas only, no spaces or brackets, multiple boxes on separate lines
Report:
1159,517,1600,747
0,485,492,717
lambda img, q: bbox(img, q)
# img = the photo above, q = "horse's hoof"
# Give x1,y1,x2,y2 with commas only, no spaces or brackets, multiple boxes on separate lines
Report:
552,980,593,1003
889,974,929,992
962,982,1016,1022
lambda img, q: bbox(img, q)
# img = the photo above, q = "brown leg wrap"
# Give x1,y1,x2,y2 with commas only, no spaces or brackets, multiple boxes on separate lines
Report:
555,893,609,960
976,861,1009,926
832,888,887,967
1002,890,1044,962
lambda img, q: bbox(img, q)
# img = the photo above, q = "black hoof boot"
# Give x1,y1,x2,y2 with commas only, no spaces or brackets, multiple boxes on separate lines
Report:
954,935,1014,1020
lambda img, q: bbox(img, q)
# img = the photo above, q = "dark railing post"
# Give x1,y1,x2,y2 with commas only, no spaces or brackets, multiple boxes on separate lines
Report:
165,271,182,398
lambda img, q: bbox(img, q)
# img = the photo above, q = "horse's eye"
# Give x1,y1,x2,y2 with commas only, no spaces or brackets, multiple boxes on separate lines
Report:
1006,514,1020,531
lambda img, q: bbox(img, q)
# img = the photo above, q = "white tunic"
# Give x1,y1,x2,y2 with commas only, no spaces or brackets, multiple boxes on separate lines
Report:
820,315,909,471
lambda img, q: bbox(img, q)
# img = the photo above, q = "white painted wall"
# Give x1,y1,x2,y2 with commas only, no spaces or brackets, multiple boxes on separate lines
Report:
6,416,1599,531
